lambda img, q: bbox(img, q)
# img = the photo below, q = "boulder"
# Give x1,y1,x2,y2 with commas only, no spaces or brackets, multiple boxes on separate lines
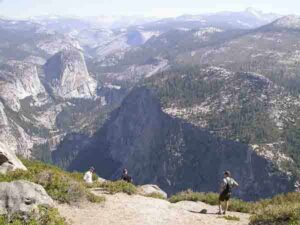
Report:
0,143,27,174
0,180,54,216
137,184,167,199
97,177,107,183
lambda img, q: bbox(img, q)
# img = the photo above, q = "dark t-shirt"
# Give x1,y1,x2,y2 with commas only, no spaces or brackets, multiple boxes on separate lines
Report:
121,174,132,183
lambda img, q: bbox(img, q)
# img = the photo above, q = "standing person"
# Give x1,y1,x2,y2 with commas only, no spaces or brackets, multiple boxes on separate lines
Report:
218,171,239,215
121,168,133,183
83,167,95,184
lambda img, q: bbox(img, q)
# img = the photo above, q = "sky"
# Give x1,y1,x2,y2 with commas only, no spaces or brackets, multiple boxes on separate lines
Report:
0,0,299,19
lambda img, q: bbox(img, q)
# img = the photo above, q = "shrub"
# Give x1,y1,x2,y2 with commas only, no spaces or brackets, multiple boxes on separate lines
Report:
0,159,104,204
86,192,105,203
169,190,251,213
249,193,300,225
249,192,300,225
229,199,252,213
0,206,68,225
169,190,300,225
250,203,300,225
169,190,219,205
144,193,166,200
222,215,240,221
95,181,137,195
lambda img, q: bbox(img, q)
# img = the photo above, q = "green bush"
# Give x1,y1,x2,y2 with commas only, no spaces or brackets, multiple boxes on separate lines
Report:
0,206,68,225
169,190,219,204
144,193,167,200
250,193,300,225
169,190,300,225
222,215,241,221
169,190,251,213
0,159,105,204
94,181,137,195
250,203,300,225
86,192,105,203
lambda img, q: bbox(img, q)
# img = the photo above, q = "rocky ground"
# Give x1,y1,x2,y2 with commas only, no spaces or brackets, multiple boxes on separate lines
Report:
57,190,250,225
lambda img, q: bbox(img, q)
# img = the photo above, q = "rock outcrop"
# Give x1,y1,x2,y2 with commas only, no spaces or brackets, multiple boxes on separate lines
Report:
0,143,27,174
0,180,54,216
0,61,45,112
138,185,168,199
272,15,300,29
44,48,97,99
98,177,107,183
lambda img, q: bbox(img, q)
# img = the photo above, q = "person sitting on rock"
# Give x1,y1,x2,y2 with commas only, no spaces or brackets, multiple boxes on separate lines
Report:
84,167,95,184
218,171,239,215
121,168,133,183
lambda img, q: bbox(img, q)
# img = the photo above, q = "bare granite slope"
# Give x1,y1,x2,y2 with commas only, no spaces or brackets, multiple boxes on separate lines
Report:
58,192,249,225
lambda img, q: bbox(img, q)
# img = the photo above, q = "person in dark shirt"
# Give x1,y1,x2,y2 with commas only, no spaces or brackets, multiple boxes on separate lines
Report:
121,168,133,183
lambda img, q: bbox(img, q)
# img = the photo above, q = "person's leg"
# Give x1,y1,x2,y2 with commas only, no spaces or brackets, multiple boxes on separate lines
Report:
218,200,222,214
224,200,229,214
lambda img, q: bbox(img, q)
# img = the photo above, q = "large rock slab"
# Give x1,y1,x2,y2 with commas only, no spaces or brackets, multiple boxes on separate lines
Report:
58,192,250,225
137,184,168,199
0,180,54,216
0,143,27,174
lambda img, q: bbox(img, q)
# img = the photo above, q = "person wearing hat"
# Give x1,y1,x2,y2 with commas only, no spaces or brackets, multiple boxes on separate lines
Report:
84,167,95,184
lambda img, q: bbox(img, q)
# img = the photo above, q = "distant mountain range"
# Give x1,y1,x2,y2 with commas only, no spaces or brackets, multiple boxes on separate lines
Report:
28,8,280,30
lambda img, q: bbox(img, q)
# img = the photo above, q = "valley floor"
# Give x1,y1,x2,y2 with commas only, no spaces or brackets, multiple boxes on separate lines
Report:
57,190,250,225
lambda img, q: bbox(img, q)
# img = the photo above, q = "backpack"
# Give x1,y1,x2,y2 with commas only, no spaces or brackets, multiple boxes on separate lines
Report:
224,182,232,194
223,178,234,194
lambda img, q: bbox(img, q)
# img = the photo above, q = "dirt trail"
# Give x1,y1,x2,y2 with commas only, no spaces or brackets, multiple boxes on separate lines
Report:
58,191,250,225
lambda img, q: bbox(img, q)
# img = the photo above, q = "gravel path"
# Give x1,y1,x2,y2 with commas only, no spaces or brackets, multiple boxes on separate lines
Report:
58,191,250,225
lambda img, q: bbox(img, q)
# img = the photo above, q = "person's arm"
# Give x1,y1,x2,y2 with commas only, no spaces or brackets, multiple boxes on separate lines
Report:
232,178,239,187
220,179,226,193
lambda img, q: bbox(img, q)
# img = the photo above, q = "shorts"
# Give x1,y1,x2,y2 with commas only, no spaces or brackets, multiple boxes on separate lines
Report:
219,192,231,202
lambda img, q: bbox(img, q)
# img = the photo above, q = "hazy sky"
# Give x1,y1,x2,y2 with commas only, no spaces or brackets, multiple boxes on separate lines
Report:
0,0,298,18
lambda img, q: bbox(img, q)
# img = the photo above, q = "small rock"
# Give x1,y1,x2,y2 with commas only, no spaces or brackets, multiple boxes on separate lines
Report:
200,209,208,214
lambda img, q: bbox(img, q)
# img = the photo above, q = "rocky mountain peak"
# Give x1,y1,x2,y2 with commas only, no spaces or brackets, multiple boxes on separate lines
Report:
44,47,97,99
272,15,300,29
244,7,278,21
245,7,264,17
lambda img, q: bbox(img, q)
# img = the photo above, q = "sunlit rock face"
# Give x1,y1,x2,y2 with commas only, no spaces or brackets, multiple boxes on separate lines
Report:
44,48,97,99
0,61,45,112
